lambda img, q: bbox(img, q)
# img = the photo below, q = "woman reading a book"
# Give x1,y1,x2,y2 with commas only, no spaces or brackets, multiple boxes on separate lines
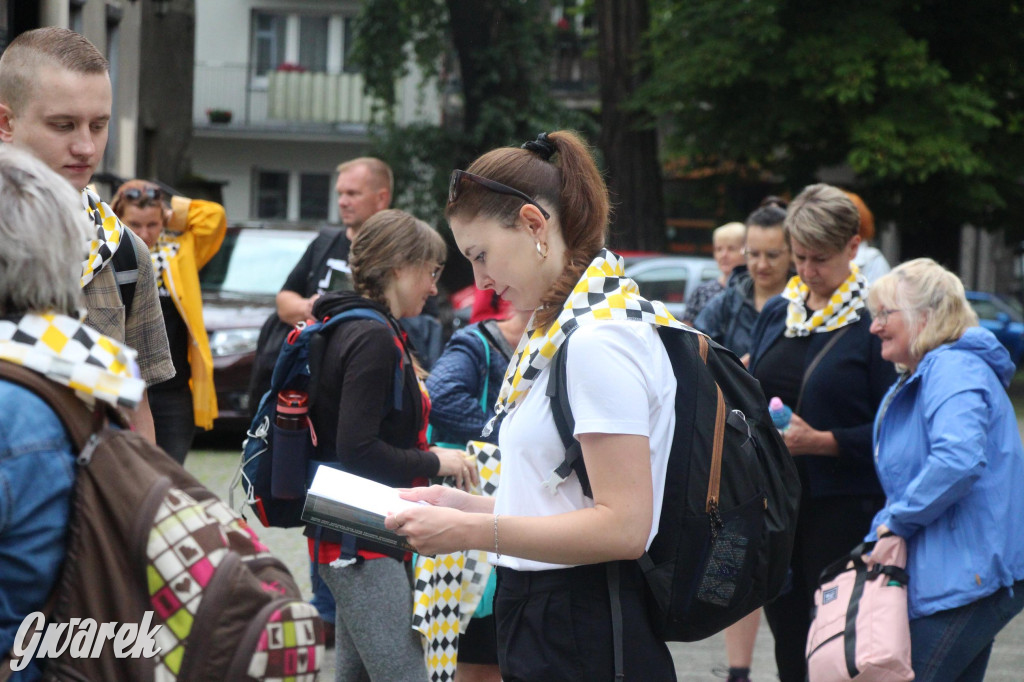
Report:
306,209,477,682
386,131,679,681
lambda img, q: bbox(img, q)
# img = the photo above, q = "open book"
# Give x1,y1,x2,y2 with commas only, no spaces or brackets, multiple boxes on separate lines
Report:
301,465,424,552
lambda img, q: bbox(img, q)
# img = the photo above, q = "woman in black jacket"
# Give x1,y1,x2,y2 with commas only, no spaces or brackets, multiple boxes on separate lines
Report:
306,209,477,682
746,184,897,682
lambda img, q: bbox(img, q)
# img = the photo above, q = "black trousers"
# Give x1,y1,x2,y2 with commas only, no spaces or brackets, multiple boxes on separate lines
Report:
764,494,885,682
150,385,194,465
494,561,676,682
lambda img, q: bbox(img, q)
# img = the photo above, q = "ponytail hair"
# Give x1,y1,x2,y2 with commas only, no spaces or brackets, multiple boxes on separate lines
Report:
446,130,609,330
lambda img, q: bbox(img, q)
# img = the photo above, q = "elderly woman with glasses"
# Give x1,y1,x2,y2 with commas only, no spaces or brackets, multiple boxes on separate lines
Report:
746,183,897,682
110,180,226,463
865,258,1024,682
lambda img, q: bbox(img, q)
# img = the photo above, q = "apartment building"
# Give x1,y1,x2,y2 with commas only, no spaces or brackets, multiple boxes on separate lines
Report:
192,0,440,224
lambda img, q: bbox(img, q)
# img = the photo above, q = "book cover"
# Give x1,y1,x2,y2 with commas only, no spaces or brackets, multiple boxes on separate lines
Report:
301,465,423,552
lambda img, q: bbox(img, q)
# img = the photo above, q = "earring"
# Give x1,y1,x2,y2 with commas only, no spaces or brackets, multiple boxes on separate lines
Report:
536,241,549,259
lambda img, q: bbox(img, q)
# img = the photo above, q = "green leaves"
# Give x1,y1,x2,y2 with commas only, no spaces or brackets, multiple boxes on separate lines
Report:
639,0,1024,234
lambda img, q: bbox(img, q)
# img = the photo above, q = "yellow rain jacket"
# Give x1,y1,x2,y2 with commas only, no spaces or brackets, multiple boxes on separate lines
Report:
162,196,227,430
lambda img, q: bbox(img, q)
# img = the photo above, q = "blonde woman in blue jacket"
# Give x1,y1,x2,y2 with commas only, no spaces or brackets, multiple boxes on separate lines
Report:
867,258,1024,682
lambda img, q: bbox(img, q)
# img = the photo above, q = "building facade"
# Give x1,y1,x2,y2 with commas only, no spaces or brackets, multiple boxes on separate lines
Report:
192,0,440,224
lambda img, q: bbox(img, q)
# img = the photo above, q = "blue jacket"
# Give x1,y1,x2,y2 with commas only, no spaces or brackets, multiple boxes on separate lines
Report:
425,323,508,446
0,381,77,681
749,296,897,498
694,266,758,357
867,327,1024,619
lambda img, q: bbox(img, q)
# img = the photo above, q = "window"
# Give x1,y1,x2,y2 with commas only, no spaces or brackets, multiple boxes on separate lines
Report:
299,16,329,73
251,11,358,82
254,12,287,77
343,17,359,73
254,170,333,222
255,171,289,220
299,173,331,221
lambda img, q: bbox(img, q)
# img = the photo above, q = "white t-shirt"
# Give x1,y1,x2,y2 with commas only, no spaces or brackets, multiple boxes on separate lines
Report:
492,321,677,572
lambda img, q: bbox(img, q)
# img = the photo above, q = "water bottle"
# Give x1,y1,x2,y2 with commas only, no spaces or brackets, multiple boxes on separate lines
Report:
276,389,309,430
769,397,793,433
272,389,310,499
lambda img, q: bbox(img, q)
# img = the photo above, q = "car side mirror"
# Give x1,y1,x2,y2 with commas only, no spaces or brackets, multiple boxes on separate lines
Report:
996,311,1012,327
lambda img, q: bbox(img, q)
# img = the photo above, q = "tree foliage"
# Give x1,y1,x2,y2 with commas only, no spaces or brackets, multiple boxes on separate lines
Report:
351,0,591,232
639,0,1024,256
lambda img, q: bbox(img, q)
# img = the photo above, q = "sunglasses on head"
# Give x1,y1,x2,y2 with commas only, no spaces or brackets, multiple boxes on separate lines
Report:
120,186,162,202
448,169,550,219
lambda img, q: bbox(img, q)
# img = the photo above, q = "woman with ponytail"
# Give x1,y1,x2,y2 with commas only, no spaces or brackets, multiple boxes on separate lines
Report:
386,131,678,680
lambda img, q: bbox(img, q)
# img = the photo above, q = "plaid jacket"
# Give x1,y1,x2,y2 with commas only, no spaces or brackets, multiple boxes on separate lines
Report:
83,224,174,386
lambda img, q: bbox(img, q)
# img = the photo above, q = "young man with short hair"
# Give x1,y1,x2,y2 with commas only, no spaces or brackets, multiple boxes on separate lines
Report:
0,27,173,441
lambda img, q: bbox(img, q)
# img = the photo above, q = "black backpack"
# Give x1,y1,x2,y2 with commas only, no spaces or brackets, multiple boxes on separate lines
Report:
246,227,347,418
547,325,800,657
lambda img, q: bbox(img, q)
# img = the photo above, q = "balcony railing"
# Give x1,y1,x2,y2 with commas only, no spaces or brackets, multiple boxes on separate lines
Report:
194,63,407,130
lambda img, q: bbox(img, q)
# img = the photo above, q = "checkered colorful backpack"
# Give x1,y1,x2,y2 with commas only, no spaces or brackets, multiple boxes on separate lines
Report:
0,361,324,681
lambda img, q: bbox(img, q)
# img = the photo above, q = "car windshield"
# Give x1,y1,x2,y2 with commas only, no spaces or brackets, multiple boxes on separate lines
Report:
200,228,317,296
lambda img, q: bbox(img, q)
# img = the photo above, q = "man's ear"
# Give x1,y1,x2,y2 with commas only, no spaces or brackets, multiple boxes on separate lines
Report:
0,103,16,143
377,188,391,212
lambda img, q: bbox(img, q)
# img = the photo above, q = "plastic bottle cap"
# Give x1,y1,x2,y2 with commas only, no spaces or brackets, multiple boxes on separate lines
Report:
769,396,783,411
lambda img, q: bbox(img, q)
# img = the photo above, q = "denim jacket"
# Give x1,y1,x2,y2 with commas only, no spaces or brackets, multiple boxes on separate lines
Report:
425,322,509,446
0,381,76,680
868,327,1024,619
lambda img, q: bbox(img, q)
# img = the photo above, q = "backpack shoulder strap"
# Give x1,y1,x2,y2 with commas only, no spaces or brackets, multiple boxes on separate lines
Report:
795,325,850,413
0,361,103,451
307,308,405,413
545,336,592,497
466,328,492,413
476,319,515,363
545,325,714,501
111,233,140,318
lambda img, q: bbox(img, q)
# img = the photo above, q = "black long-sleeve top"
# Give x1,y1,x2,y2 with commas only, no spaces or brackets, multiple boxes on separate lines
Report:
303,291,440,552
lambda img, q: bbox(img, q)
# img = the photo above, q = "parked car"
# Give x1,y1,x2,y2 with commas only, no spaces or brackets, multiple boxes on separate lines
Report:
200,225,318,433
623,254,720,319
965,290,1024,367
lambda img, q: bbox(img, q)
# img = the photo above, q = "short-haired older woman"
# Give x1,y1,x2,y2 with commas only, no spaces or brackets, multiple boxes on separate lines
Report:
0,147,146,679
866,259,1024,682
747,183,897,682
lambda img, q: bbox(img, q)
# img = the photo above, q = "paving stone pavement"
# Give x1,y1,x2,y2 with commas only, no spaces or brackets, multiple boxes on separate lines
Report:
189,438,1024,681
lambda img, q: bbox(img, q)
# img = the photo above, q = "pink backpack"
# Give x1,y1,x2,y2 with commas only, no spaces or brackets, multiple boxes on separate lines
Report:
806,534,915,681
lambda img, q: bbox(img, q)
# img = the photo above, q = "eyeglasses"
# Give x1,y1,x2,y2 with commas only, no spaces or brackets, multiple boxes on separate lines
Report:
119,186,162,202
448,170,550,220
743,248,788,261
873,307,904,325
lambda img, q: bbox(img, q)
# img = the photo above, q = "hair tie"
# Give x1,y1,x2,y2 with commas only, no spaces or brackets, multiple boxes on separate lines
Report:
521,132,556,161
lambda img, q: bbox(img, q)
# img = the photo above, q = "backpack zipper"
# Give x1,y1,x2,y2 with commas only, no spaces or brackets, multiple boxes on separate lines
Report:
806,629,845,659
